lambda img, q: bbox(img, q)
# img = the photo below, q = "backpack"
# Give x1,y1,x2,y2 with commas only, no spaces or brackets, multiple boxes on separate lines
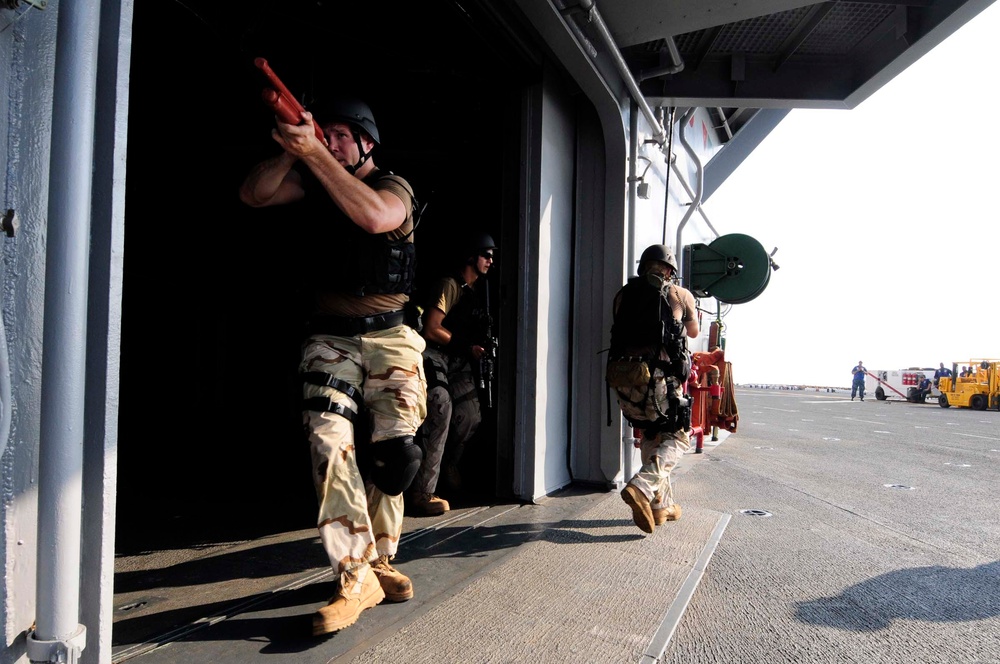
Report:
605,274,691,427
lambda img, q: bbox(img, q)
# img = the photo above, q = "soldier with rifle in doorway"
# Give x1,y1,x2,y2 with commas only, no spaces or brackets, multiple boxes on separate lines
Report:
239,96,426,636
408,233,497,516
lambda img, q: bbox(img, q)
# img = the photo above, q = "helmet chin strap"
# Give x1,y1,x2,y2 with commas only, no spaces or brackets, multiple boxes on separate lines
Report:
343,130,373,175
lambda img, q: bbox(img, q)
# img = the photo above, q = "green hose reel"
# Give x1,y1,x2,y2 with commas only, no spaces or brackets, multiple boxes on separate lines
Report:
682,233,777,304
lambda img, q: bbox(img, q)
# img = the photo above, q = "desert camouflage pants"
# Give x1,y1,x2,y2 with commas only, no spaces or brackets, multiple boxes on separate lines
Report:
301,325,427,577
615,363,690,510
630,427,689,510
411,346,481,495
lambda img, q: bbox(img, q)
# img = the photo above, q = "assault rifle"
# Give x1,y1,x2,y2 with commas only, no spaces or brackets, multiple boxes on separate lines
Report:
478,280,498,409
254,57,327,145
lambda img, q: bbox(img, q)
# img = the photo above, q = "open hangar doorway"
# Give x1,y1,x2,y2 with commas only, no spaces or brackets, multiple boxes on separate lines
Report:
116,0,539,554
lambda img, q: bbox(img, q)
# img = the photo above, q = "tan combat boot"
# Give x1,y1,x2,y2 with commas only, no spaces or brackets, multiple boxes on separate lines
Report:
621,484,655,534
408,492,450,517
652,503,682,525
371,554,414,601
312,563,384,636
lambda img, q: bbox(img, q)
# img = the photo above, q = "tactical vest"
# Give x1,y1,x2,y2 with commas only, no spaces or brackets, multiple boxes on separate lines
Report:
606,274,692,431
440,280,479,342
609,275,690,381
301,169,418,296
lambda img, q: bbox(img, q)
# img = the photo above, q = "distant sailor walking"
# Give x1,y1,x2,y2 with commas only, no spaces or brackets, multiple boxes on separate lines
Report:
851,361,866,401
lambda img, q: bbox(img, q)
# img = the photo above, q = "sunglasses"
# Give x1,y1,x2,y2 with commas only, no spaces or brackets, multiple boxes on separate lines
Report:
480,251,495,259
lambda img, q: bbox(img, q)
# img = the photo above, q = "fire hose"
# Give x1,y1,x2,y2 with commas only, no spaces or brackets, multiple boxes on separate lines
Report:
718,361,739,431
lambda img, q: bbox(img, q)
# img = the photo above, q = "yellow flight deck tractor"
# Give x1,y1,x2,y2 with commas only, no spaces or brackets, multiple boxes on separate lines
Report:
937,360,1000,410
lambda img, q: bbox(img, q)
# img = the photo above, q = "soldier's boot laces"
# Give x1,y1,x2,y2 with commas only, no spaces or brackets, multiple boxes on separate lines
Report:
409,492,450,517
621,484,655,534
652,503,682,525
312,564,384,636
371,555,414,602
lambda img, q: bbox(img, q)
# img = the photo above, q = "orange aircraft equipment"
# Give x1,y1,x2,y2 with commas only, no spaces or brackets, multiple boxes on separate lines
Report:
689,346,738,451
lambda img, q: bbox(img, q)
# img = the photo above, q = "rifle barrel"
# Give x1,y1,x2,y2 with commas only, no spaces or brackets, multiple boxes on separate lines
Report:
254,58,326,143
262,89,303,127
255,58,299,107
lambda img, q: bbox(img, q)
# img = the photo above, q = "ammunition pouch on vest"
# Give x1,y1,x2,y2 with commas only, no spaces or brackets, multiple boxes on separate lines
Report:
302,169,419,296
623,391,692,435
605,358,652,390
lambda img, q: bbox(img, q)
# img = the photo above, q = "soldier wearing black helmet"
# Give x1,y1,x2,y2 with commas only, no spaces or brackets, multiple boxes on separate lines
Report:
407,233,497,516
609,244,699,534
239,98,426,635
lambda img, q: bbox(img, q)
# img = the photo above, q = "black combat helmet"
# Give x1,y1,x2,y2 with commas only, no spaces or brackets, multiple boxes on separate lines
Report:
469,232,496,257
465,232,496,276
314,97,380,144
638,244,678,273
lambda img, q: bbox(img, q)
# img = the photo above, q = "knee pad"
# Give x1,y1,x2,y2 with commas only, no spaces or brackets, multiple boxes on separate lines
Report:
371,435,423,496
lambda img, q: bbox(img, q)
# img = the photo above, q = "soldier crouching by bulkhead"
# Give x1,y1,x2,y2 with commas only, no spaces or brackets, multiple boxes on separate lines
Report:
239,97,427,635
606,245,699,533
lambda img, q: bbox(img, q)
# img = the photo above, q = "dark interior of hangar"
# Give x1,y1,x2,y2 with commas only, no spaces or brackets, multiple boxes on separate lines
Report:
116,0,539,552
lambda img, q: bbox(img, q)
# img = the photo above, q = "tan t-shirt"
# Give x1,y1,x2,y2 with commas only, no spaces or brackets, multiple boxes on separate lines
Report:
429,277,463,316
314,172,415,317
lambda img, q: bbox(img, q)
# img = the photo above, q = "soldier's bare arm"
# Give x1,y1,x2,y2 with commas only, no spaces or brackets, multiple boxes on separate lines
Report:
239,151,304,207
423,308,451,346
682,289,699,338
276,113,407,234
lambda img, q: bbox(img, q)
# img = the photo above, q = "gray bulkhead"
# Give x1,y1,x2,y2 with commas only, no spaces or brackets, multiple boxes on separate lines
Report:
1,1,131,662
513,0,629,497
0,4,53,653
513,0,722,495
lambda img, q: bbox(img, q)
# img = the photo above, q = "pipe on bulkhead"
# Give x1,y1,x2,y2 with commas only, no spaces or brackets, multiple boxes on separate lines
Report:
558,1,599,59
637,37,685,81
659,106,672,245
621,100,642,476
715,108,733,141
627,99,639,277
571,0,668,144
27,0,100,661
669,160,720,239
674,107,703,282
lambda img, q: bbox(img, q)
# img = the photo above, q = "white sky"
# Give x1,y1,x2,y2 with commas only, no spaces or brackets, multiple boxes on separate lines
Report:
705,1,1000,388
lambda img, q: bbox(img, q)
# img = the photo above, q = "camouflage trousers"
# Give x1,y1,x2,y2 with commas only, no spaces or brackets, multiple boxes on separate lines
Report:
411,346,481,495
615,365,690,509
301,325,427,577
